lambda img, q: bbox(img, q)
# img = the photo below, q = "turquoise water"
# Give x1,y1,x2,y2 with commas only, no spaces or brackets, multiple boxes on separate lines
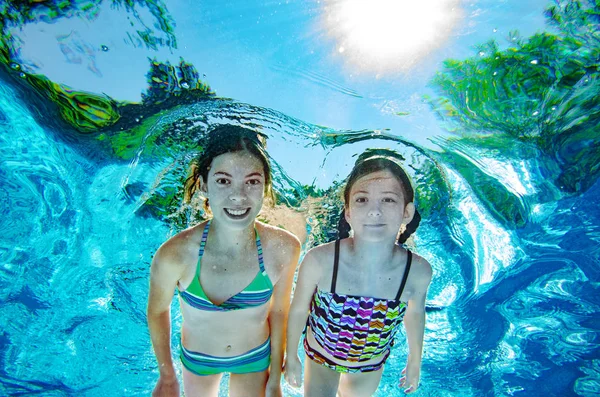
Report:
1,1,599,396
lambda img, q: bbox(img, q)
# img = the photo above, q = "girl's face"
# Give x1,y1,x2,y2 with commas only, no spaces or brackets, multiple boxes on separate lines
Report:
201,151,265,229
345,169,415,242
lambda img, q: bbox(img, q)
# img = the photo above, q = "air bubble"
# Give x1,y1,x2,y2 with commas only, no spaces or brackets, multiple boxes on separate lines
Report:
101,45,109,52
530,60,538,65
181,82,190,89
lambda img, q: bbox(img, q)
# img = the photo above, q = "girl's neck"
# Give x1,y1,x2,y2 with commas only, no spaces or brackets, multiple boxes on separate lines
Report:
348,236,397,268
208,218,256,253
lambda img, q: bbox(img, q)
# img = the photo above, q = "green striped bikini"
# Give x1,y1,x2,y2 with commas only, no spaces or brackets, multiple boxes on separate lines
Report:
180,220,274,311
179,220,273,375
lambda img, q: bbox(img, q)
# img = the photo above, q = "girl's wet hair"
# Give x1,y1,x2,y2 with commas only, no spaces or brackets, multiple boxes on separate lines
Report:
184,125,274,206
338,149,421,244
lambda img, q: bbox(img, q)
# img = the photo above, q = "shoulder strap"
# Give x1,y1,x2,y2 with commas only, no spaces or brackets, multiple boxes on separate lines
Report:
194,220,211,277
395,250,412,300
255,227,266,273
331,240,341,293
198,220,211,259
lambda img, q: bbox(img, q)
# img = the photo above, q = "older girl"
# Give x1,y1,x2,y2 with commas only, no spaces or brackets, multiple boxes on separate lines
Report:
285,149,432,396
148,125,300,397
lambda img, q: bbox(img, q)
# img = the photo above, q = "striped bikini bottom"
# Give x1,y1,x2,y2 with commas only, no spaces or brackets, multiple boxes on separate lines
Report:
180,337,271,376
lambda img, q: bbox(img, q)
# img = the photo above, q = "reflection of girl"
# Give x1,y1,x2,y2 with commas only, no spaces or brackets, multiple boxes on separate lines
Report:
285,149,432,396
147,125,300,397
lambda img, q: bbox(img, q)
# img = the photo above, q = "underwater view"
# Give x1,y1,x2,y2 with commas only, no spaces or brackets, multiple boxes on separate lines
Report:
0,0,599,396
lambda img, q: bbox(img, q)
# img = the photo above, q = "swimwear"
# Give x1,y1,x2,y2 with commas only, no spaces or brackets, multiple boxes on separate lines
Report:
304,239,412,373
181,337,271,376
178,220,274,375
303,339,385,373
179,220,274,311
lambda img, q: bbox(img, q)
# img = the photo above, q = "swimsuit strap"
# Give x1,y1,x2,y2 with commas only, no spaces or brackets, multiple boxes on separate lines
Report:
256,228,266,273
331,239,341,293
199,219,265,273
198,220,211,260
395,250,412,301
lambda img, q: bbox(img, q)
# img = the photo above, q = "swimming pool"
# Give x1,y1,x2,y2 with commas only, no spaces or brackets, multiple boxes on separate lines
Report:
0,0,598,396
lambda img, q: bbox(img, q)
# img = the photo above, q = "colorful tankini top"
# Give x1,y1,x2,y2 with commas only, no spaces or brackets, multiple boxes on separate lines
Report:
307,240,412,363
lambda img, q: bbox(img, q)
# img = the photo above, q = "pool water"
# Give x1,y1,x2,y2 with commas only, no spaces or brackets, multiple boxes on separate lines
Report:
0,1,599,396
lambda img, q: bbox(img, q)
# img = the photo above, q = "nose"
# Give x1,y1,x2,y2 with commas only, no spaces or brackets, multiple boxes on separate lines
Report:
367,202,382,217
228,183,247,202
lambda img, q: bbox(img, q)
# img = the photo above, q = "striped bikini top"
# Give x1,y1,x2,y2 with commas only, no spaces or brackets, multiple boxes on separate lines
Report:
179,220,274,311
308,240,412,363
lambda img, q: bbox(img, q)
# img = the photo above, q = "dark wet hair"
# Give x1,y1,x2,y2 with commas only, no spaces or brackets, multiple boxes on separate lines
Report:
338,149,421,244
184,125,274,206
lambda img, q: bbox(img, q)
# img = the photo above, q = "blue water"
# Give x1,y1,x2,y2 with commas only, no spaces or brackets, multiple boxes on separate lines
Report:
1,1,600,396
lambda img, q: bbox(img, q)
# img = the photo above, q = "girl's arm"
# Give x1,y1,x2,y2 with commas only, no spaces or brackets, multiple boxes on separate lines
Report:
147,244,184,397
266,233,301,396
401,256,432,394
284,248,322,388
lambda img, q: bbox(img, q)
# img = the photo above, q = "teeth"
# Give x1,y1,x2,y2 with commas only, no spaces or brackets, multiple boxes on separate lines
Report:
226,208,248,216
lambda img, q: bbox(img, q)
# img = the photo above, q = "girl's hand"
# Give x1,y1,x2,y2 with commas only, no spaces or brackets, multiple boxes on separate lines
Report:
399,356,421,394
152,375,180,397
283,355,303,388
266,376,283,397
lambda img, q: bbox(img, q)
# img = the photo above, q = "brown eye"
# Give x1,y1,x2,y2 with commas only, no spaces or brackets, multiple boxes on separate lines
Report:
216,178,230,185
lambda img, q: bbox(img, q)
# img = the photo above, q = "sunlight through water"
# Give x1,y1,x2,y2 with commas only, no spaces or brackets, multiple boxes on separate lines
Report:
321,0,462,73
0,0,599,396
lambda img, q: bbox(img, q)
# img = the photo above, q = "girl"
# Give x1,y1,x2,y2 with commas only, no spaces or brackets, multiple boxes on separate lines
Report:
147,125,301,397
285,149,432,396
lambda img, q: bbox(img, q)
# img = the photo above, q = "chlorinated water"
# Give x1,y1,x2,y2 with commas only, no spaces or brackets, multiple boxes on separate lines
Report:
0,1,598,396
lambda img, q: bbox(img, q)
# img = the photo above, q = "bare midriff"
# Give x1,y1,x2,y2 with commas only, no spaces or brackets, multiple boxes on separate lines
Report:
179,298,270,356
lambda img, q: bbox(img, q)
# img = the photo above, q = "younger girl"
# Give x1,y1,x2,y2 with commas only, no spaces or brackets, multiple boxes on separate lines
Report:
148,125,300,397
285,149,432,396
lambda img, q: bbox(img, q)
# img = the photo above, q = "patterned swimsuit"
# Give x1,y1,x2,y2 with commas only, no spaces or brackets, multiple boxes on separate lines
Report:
304,239,412,373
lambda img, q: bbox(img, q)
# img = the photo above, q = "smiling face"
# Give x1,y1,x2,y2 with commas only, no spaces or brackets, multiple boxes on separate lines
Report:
345,169,415,242
201,151,266,229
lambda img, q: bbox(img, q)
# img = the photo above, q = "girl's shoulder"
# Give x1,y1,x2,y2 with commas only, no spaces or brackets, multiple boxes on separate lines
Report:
306,239,338,261
295,240,337,287
255,221,301,248
155,221,207,266
300,240,338,278
255,221,301,263
404,250,433,289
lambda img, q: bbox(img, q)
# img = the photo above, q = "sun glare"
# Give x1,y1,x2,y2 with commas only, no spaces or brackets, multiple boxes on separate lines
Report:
322,0,462,74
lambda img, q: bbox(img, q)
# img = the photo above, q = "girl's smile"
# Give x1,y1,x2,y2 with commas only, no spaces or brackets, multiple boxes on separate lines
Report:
202,151,266,228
